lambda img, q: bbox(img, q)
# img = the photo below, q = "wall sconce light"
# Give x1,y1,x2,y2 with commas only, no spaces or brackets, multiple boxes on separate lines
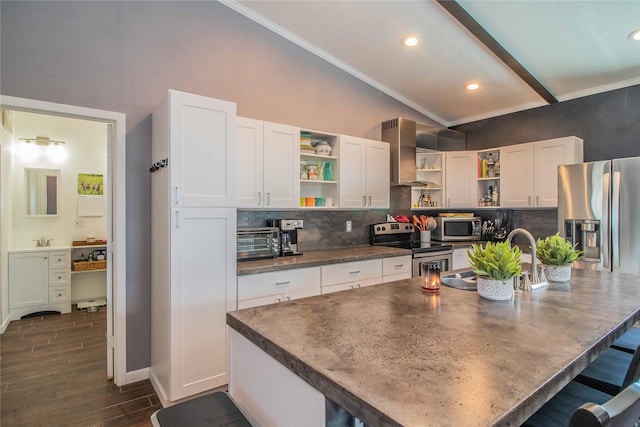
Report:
17,136,67,163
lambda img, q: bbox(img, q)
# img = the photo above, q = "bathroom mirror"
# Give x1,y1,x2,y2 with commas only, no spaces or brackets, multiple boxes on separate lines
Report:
25,168,59,216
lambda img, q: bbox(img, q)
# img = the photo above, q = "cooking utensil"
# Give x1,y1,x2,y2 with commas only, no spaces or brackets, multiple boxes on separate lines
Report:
424,216,437,231
412,215,424,231
420,215,428,229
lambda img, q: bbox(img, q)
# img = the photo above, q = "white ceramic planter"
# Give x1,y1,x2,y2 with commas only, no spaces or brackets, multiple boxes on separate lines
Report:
542,264,572,283
477,277,514,301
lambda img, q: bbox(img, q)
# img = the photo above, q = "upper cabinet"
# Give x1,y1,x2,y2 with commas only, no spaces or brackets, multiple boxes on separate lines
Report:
153,90,236,208
236,117,300,208
444,151,476,208
411,150,444,209
339,136,390,209
299,130,338,209
501,136,583,208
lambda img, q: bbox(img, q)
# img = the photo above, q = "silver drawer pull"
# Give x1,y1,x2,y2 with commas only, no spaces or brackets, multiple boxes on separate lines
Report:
394,264,404,268
275,281,290,285
349,270,361,274
58,276,62,280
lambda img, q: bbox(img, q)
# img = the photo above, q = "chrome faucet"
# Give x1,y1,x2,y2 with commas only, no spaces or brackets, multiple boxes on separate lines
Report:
506,228,547,290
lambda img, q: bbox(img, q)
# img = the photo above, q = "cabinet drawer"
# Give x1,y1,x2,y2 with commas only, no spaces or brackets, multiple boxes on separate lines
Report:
49,270,70,286
382,272,412,283
238,267,321,301
49,286,70,303
49,251,70,269
321,259,381,287
382,256,411,277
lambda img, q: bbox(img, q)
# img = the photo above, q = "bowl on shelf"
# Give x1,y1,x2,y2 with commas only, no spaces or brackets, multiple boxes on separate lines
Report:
314,141,332,155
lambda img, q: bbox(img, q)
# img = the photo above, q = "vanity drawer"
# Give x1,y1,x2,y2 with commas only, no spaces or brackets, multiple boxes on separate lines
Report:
49,270,70,286
48,251,70,270
49,286,70,304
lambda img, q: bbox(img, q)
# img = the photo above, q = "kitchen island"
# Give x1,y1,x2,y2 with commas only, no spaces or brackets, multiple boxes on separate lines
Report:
227,268,640,426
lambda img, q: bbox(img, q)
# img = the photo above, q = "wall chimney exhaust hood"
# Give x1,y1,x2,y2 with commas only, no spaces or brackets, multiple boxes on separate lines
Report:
381,118,466,186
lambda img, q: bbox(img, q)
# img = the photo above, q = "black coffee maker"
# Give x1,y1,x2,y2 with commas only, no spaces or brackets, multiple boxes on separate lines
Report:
266,219,304,256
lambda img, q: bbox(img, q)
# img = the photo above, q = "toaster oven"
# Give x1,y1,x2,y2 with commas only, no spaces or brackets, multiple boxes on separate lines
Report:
237,227,280,261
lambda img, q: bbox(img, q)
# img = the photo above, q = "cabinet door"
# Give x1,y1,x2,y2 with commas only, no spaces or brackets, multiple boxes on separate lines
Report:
169,90,236,207
444,151,476,208
9,252,49,309
366,139,390,208
452,248,471,271
338,135,367,208
236,117,264,208
501,143,534,207
262,121,300,208
533,138,583,207
170,207,236,400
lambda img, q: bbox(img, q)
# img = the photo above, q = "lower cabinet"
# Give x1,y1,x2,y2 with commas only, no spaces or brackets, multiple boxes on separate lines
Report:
8,250,71,320
452,248,472,271
237,267,321,309
382,256,412,283
321,259,382,294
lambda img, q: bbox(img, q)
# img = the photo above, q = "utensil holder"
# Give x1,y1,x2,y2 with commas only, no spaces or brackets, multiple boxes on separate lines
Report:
420,231,431,243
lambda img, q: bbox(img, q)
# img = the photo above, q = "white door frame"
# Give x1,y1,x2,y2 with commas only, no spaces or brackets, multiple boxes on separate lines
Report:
0,95,127,386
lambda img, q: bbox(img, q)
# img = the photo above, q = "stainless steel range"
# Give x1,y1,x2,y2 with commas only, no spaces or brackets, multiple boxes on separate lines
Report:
370,223,453,277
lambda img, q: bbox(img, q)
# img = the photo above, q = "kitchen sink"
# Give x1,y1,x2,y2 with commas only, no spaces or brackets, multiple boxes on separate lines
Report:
441,269,477,291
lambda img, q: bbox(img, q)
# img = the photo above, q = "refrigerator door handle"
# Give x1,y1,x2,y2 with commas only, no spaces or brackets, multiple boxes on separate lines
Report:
611,171,621,269
602,172,611,270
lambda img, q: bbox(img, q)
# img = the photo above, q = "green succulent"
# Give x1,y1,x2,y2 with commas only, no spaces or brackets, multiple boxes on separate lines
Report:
536,233,584,266
467,241,522,280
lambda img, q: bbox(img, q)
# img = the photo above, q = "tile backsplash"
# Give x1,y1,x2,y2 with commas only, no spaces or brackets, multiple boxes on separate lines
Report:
238,204,558,252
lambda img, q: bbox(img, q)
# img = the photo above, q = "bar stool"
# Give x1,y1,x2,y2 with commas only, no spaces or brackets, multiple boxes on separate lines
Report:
575,343,640,396
612,326,640,354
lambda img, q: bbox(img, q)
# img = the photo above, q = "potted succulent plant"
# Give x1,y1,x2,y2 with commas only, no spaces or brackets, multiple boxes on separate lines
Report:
467,241,522,300
536,233,584,282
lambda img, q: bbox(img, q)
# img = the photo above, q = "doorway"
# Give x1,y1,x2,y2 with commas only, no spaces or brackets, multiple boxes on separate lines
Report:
0,95,126,385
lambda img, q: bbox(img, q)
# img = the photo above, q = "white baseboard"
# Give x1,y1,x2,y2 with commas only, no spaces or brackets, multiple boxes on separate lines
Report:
0,315,10,334
126,367,150,384
149,369,170,408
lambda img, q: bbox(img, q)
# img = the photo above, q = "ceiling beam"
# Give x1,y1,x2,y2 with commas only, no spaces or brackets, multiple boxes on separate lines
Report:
437,0,558,105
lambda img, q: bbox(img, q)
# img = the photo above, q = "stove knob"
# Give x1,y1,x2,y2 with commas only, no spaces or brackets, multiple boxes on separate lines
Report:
382,226,386,231
376,226,381,231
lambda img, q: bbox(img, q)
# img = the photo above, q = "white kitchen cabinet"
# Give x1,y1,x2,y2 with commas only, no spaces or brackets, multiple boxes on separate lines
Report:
9,249,71,320
452,248,472,271
412,149,444,209
236,117,300,208
321,259,382,294
237,267,321,309
151,90,237,404
501,136,583,208
382,255,412,283
338,136,390,209
444,151,477,208
299,130,339,209
154,89,236,208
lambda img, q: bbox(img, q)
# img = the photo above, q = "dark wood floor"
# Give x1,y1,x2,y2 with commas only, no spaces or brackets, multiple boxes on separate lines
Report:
1,306,161,426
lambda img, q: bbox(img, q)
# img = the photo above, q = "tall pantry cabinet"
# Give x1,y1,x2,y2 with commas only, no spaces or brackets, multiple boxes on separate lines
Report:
150,90,237,403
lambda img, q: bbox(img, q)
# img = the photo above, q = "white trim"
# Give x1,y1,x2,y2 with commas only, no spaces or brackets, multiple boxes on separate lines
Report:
447,100,548,127
555,76,640,103
126,367,150,384
220,0,448,127
0,95,127,386
0,314,9,334
150,368,171,408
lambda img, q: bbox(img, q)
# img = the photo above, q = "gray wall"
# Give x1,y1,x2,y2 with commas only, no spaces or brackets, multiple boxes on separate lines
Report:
0,1,435,371
454,85,640,161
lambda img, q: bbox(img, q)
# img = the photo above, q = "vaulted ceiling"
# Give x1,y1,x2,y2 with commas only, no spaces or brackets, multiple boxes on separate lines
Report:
222,0,640,127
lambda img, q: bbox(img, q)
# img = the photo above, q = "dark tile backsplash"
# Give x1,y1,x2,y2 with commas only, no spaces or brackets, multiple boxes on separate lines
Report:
238,195,558,252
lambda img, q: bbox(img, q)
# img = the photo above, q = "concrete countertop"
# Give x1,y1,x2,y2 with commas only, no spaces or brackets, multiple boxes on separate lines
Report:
228,269,640,426
237,246,412,276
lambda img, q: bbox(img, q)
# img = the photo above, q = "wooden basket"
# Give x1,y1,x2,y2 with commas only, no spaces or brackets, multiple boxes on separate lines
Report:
72,260,107,271
72,240,107,247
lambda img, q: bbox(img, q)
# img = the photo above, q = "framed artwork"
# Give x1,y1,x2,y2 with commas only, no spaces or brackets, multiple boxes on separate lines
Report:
78,173,103,195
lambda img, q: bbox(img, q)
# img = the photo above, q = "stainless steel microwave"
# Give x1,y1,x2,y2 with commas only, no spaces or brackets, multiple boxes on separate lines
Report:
237,227,280,261
432,216,481,241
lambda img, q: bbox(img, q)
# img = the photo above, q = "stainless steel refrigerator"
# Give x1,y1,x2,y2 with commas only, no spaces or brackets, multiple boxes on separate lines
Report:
558,157,640,275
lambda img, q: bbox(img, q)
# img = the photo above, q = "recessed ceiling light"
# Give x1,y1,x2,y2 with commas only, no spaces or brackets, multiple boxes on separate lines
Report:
401,36,418,47
466,83,480,91
628,29,640,41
